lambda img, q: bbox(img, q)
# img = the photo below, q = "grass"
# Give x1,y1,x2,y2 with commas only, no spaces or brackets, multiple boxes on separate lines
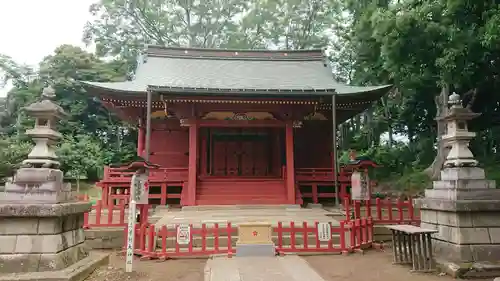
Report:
70,181,101,199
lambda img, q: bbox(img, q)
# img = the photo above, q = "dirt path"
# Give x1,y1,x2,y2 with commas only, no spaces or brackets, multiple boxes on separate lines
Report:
304,251,469,281
86,251,206,281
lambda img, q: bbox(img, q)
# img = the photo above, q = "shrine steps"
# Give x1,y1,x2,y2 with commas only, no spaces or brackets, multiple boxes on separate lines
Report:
195,178,287,205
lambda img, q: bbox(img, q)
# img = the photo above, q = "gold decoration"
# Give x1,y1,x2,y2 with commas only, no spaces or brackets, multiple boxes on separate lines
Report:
202,111,276,120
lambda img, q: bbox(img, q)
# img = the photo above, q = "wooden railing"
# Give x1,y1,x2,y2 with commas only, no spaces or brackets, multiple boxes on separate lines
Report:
98,166,189,206
101,166,189,182
295,168,363,203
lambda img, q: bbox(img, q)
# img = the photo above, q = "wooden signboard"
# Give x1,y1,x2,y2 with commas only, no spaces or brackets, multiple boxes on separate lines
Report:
125,201,137,272
176,224,191,245
317,222,332,242
351,171,370,200
132,173,149,204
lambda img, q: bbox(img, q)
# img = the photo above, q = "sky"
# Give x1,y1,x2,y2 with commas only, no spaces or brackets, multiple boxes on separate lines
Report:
0,0,96,97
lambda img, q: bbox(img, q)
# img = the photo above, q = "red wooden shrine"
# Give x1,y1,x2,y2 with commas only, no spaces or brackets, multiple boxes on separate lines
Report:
83,46,390,207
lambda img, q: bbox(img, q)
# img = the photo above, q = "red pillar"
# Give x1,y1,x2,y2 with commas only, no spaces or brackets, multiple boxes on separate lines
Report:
285,122,296,204
187,122,198,205
137,126,145,157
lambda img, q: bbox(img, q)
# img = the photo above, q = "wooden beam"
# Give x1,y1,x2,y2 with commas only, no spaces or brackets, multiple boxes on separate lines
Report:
181,119,287,128
285,122,296,204
332,94,339,206
145,90,152,161
187,121,198,206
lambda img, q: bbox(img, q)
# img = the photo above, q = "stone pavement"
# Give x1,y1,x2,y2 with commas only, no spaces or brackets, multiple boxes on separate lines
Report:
154,205,341,228
204,256,326,281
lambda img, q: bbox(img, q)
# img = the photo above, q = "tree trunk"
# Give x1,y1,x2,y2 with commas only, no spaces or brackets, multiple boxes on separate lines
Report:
381,96,393,147
424,84,450,180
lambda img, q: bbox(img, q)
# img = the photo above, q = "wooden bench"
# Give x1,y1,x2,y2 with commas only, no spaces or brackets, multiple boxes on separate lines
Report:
385,224,438,272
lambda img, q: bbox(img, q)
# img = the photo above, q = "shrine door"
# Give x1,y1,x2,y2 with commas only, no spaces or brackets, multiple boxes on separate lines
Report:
210,130,270,177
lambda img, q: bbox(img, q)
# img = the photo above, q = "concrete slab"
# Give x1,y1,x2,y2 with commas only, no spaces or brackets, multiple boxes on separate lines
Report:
154,206,340,228
204,256,325,281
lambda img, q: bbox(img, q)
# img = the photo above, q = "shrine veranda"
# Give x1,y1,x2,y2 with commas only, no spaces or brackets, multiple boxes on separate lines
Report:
82,46,390,207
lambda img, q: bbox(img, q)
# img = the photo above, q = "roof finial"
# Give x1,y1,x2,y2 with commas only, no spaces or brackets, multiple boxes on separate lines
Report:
448,92,462,108
42,85,56,100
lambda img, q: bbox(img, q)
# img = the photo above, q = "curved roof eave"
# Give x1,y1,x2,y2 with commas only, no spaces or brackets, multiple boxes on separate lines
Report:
336,84,392,95
80,81,146,95
81,80,392,100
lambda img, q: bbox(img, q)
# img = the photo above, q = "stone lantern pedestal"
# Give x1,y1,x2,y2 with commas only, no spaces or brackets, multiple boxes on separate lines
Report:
0,87,107,281
415,93,500,278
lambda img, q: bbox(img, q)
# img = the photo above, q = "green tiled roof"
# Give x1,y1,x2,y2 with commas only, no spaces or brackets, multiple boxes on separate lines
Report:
82,45,391,97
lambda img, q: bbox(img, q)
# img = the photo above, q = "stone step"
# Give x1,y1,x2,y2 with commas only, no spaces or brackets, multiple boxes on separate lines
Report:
182,204,301,211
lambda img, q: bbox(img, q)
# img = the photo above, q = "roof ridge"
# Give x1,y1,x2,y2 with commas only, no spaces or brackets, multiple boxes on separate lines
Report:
146,44,326,53
145,45,326,61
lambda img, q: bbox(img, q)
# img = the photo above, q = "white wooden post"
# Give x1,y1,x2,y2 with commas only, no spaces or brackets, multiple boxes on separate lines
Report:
125,173,138,272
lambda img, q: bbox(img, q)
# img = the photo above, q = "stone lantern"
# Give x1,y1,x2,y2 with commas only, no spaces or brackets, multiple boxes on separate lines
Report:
22,85,65,168
441,92,480,167
0,86,107,280
3,86,69,203
416,92,500,275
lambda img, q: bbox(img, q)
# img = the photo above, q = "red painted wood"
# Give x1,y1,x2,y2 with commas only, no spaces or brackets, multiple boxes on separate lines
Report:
99,115,385,206
196,178,286,205
182,119,287,128
285,122,295,204
294,122,332,169
187,123,198,206
137,126,145,157
226,141,238,176
200,133,207,176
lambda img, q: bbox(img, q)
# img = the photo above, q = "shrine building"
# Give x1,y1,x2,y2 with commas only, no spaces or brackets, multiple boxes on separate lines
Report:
82,45,389,207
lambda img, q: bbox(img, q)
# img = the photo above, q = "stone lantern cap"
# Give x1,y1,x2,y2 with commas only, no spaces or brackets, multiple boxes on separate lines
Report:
436,92,480,121
23,86,67,118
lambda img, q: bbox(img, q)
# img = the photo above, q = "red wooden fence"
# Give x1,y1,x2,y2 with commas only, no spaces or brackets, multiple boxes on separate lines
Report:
83,199,128,229
123,218,374,259
343,197,420,225
83,196,419,229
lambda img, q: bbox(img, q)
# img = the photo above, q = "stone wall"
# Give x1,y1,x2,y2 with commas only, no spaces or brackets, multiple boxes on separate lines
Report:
419,201,500,262
85,229,124,249
0,202,90,273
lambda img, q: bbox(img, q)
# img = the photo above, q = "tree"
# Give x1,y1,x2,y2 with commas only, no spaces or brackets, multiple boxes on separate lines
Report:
0,45,136,181
58,134,103,191
83,0,252,60
0,136,31,181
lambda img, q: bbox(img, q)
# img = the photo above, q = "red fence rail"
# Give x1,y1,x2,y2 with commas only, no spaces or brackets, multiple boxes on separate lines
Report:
123,218,373,259
81,196,420,229
344,197,420,225
83,199,127,229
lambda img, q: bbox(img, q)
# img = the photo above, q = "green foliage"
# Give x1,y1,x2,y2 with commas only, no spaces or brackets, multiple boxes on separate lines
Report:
0,45,135,181
57,135,103,181
0,136,31,180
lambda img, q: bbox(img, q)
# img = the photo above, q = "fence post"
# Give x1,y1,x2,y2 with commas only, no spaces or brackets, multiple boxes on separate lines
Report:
376,198,382,221
354,200,361,219
340,220,347,253
95,200,102,226
344,197,351,221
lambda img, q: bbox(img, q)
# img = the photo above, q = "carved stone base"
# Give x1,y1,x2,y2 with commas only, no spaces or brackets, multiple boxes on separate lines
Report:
2,168,71,204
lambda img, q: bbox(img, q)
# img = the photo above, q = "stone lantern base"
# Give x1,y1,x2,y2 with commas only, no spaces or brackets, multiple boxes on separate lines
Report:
0,202,108,281
416,167,500,278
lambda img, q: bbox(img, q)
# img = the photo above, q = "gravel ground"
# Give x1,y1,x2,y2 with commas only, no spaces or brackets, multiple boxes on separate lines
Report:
85,251,206,281
86,250,490,281
304,250,480,281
